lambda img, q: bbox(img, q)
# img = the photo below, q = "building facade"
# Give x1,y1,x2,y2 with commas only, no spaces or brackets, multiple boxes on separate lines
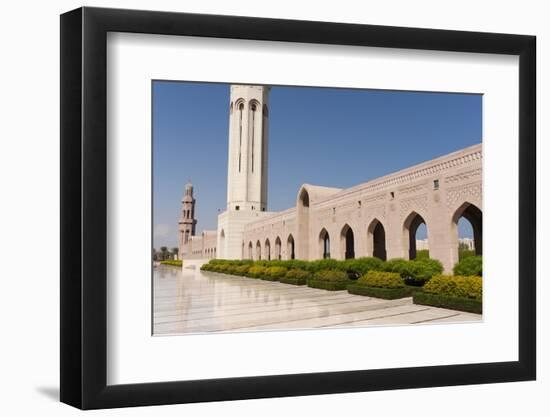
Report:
180,84,483,273
238,144,482,273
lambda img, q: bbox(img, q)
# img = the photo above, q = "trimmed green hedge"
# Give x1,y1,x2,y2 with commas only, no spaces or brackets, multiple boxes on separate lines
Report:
305,259,340,273
234,264,250,276
337,257,384,279
280,277,307,285
160,260,182,267
357,271,404,289
347,284,412,299
413,292,482,314
380,257,443,286
453,255,483,276
201,257,443,285
200,257,480,295
307,278,352,291
260,266,284,281
313,269,349,282
247,265,267,278
423,275,482,301
260,266,288,281
279,269,310,285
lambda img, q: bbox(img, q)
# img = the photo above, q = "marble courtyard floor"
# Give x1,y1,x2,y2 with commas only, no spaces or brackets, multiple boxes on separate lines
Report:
153,263,481,335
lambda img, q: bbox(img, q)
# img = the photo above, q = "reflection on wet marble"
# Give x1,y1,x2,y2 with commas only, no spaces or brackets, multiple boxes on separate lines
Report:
153,263,481,335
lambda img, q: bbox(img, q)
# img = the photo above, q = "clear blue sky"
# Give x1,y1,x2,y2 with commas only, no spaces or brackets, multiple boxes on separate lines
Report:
153,81,482,249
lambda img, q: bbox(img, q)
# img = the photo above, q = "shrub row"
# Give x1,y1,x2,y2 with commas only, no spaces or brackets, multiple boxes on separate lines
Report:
201,256,452,285
381,258,444,286
413,292,482,314
201,260,483,312
279,269,310,285
453,256,482,276
307,279,352,291
413,274,482,314
357,271,404,289
261,266,288,281
306,270,352,290
347,271,411,299
423,275,482,301
159,260,182,267
347,284,414,299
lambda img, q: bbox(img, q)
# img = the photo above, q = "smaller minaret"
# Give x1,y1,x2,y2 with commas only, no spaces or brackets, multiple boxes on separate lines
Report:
178,182,197,257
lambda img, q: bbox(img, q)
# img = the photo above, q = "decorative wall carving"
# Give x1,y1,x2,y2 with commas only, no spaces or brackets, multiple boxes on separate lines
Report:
365,204,386,220
400,194,428,217
398,183,427,195
445,182,482,210
444,168,482,185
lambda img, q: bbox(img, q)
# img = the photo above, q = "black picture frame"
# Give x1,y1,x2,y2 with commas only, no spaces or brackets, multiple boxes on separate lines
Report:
60,6,536,410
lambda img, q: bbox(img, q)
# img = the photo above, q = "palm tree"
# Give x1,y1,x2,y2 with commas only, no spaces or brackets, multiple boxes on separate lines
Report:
160,246,168,261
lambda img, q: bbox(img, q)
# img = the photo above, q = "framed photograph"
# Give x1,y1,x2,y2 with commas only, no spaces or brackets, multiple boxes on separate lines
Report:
60,6,536,409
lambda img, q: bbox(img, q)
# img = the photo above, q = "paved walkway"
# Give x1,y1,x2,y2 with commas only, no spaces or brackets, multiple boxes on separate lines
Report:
153,262,481,335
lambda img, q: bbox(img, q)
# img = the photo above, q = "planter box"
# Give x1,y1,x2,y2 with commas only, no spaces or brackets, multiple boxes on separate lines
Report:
307,279,352,291
347,284,412,299
279,276,307,286
413,292,482,314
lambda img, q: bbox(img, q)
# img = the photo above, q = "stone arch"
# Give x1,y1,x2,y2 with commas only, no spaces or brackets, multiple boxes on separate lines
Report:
340,224,355,259
249,99,260,112
296,186,310,259
234,98,245,110
367,218,387,261
298,188,310,207
319,228,330,259
287,234,295,260
452,201,482,258
256,240,262,260
248,241,253,260
274,236,282,260
264,238,271,260
403,211,427,260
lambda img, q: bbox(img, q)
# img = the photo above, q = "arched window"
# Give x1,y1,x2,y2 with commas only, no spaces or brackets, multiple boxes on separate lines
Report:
319,228,330,259
403,212,427,260
287,234,295,260
275,237,282,260
452,202,482,259
238,100,244,172
299,189,309,207
256,240,262,260
341,224,355,259
367,219,387,261
265,238,271,261
249,101,259,173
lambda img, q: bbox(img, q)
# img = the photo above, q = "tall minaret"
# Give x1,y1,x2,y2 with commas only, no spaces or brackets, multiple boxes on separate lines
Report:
226,85,270,212
178,182,197,256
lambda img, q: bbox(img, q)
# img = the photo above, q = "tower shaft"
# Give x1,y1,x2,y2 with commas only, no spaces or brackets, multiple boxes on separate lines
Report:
226,85,269,212
178,183,197,257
